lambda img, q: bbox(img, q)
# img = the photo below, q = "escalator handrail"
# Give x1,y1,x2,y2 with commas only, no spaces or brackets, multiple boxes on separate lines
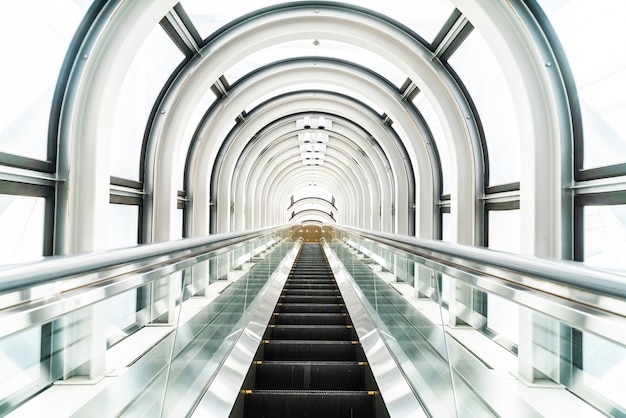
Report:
0,225,288,294
337,225,626,303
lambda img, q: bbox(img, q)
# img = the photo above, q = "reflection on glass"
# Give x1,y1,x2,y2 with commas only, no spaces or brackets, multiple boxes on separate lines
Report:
538,0,626,169
581,331,626,410
414,93,450,195
0,326,41,400
182,0,454,45
0,1,89,160
448,30,520,186
107,203,139,249
0,195,45,264
110,25,184,180
487,209,520,344
106,290,137,343
584,205,626,270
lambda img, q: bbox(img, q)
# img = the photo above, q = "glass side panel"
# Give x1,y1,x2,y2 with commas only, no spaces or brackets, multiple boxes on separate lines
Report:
486,209,520,345
583,205,626,270
107,203,139,250
106,290,137,343
222,39,407,88
0,0,89,161
0,194,45,265
0,326,42,401
334,232,617,416
441,211,452,302
413,92,450,195
447,30,520,186
110,25,184,180
181,0,454,45
581,331,626,410
538,0,626,170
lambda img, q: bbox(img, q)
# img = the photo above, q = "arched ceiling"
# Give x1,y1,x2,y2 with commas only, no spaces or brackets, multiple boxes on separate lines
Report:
57,0,570,254
148,2,477,240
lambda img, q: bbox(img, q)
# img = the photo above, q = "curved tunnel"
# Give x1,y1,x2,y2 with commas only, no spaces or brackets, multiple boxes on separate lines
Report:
2,0,626,416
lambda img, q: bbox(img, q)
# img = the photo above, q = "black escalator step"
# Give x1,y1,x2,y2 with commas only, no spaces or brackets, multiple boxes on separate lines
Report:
286,279,334,285
269,325,352,340
277,303,344,314
273,312,348,326
283,283,337,290
280,295,342,304
254,361,367,390
262,340,358,361
281,289,339,296
243,390,376,418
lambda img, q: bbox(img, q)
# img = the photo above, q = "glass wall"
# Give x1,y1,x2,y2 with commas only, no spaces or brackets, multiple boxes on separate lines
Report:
0,0,89,161
447,30,520,186
538,0,626,172
0,194,45,265
110,24,185,180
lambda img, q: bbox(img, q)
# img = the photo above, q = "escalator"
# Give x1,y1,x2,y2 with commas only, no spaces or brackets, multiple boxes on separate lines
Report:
231,243,389,418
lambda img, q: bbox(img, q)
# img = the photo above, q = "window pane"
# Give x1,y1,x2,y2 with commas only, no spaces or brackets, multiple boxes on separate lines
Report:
538,0,626,169
486,209,520,344
584,205,626,270
0,1,90,160
178,89,217,190
181,0,454,45
0,326,42,400
0,195,45,264
448,31,520,186
108,203,139,249
581,331,626,410
107,290,137,342
414,93,450,195
110,26,185,180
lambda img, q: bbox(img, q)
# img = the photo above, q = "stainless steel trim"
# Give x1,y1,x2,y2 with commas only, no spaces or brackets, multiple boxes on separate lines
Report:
191,240,302,417
322,241,428,418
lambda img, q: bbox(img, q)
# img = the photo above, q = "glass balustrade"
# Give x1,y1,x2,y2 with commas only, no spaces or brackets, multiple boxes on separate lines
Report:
0,228,292,417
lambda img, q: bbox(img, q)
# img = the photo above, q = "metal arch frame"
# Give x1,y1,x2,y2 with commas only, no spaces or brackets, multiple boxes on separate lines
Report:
191,61,422,235
193,91,402,235
229,138,357,228
205,57,435,235
57,0,178,252
264,157,365,227
228,129,374,229
218,95,397,231
232,134,356,226
145,3,482,244
451,0,573,258
225,112,387,231
258,158,364,228
290,208,335,223
288,196,337,212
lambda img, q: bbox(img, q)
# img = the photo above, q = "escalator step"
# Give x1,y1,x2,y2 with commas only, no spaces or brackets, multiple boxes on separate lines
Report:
277,303,344,314
273,313,348,325
281,289,339,296
269,325,353,341
279,295,342,304
254,362,367,390
243,390,376,418
262,340,358,361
